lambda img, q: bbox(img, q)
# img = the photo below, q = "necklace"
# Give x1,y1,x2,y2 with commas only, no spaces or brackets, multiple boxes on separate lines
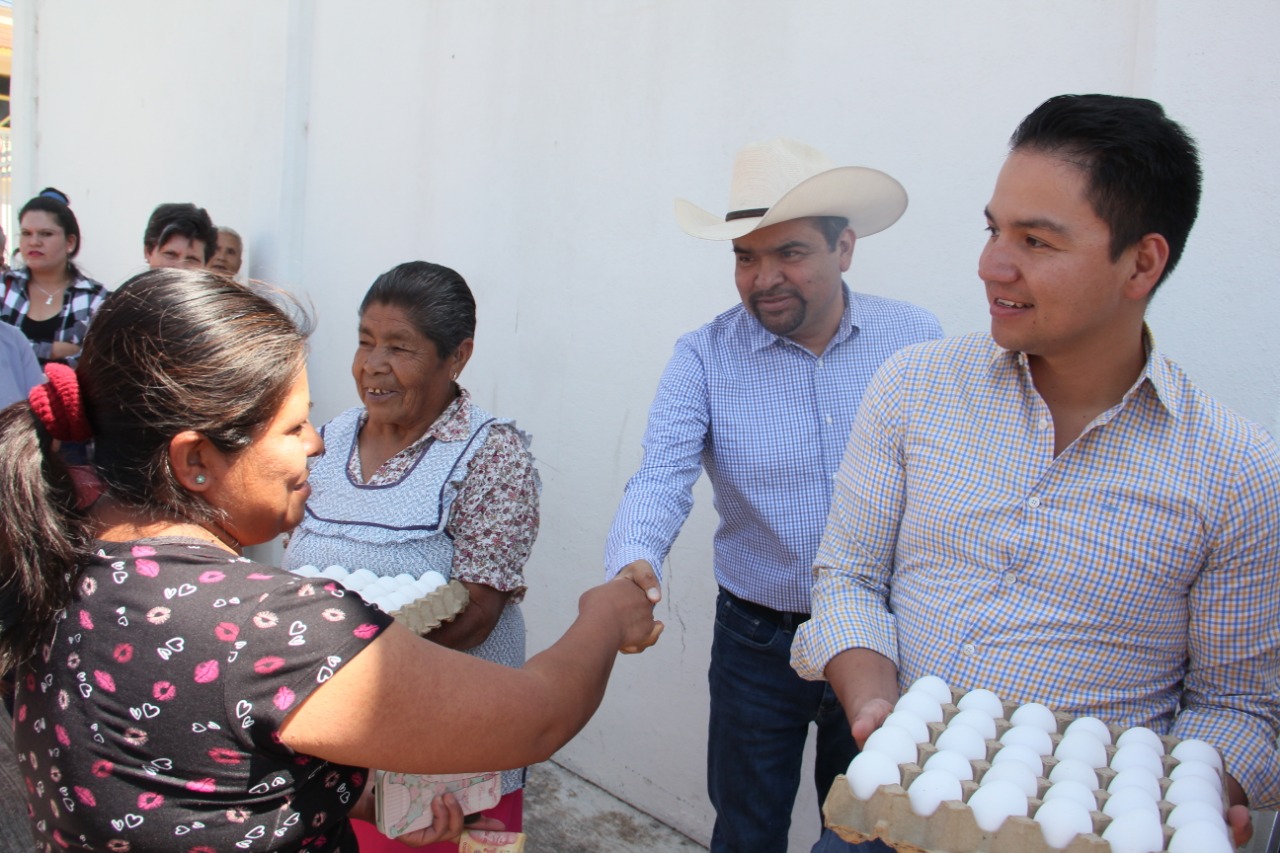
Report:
30,281,65,306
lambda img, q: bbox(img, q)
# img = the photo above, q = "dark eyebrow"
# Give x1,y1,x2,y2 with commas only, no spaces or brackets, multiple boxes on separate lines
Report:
732,239,814,254
984,205,1071,237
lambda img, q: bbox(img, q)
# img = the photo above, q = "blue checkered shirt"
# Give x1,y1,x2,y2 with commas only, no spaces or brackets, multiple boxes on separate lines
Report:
604,285,942,613
792,332,1280,807
2,269,108,366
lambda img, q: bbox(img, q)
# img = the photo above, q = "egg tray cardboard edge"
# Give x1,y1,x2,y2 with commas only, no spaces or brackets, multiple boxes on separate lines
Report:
823,697,1209,853
384,579,470,634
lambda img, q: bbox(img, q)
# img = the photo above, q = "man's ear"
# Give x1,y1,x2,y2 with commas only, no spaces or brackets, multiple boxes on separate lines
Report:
1127,233,1170,301
837,227,857,273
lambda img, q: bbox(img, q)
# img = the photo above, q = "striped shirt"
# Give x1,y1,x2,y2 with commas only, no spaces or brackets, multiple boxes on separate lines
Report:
604,285,942,612
1,269,108,366
792,332,1280,807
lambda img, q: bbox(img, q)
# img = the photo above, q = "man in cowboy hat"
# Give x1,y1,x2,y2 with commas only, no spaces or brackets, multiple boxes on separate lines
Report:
605,138,941,852
795,95,1280,850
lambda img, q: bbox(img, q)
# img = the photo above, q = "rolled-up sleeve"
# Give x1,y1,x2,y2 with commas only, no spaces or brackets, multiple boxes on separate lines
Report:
792,354,907,680
1172,427,1280,808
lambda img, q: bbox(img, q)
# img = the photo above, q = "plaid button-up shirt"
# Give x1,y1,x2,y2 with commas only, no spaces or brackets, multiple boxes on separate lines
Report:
793,331,1280,807
2,269,108,365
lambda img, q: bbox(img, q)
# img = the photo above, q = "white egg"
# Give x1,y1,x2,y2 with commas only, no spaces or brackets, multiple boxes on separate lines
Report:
1054,732,1108,768
956,688,1005,719
1102,786,1160,818
320,564,349,580
894,691,944,724
1165,775,1223,808
907,675,952,705
864,726,919,767
923,749,975,782
347,568,379,587
1166,801,1228,835
1110,744,1165,777
1063,715,1113,745
1115,726,1165,755
1047,757,1099,790
1101,810,1164,853
1010,702,1058,734
935,723,987,761
1044,778,1095,809
965,779,1027,832
991,742,1044,776
291,565,321,577
372,576,401,593
1042,779,1098,813
340,573,370,592
1107,768,1162,801
907,768,963,817
979,761,1038,798
1171,739,1224,772
394,573,416,585
947,708,998,740
881,711,929,746
1169,759,1222,791
845,751,901,799
1167,821,1233,853
421,570,448,590
1033,798,1094,850
1000,724,1054,756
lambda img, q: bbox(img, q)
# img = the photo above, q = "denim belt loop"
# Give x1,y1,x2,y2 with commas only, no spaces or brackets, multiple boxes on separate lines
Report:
722,588,810,631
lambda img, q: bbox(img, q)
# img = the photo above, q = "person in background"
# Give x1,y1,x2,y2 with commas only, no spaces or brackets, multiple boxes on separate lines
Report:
0,268,662,851
794,94,1279,851
142,201,218,269
0,321,45,409
605,138,942,853
1,187,108,367
209,225,244,277
284,261,539,852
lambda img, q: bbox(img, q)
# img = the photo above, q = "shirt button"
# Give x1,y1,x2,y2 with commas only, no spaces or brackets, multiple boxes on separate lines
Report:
1039,417,1050,430
1003,571,1017,587
962,642,976,656
1027,497,1041,509
825,415,833,425
816,358,824,368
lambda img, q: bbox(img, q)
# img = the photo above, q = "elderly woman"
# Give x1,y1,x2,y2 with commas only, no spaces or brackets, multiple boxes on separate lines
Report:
1,188,108,367
0,269,661,852
283,261,537,847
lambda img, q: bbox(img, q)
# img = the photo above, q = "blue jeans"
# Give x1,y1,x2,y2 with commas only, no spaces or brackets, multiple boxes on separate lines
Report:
707,590,857,853
812,829,895,852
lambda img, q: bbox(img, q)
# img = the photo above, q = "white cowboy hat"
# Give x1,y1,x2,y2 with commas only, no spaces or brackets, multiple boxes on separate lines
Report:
674,138,908,241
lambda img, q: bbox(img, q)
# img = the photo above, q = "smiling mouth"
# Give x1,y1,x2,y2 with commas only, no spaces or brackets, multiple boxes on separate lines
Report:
364,388,397,398
994,298,1032,308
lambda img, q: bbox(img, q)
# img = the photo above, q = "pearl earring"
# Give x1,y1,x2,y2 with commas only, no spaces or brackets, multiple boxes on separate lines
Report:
195,474,207,485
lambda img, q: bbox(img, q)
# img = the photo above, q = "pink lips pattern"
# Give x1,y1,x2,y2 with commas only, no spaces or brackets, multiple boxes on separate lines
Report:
12,539,393,850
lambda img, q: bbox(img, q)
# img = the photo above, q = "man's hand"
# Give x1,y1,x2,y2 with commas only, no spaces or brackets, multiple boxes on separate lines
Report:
823,648,900,748
616,560,661,604
1224,773,1253,847
615,560,662,654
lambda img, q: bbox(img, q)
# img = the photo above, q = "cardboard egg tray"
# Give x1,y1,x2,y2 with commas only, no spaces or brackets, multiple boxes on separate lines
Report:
823,695,1222,852
385,579,469,634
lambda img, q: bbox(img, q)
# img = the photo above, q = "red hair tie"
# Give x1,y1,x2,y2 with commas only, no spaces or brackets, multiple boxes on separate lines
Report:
28,363,93,443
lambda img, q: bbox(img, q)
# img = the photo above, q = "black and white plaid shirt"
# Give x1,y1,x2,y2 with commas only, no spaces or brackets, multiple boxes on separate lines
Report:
1,269,108,366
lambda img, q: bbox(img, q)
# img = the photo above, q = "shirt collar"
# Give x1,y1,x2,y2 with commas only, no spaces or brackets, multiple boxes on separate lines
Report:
747,282,857,354
993,324,1180,419
357,385,474,452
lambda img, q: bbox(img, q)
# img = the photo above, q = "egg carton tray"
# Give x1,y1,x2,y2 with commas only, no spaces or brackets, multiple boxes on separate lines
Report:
384,579,470,635
823,695,1216,853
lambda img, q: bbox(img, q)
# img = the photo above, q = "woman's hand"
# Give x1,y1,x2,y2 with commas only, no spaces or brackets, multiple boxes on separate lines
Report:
580,575,663,655
394,794,504,847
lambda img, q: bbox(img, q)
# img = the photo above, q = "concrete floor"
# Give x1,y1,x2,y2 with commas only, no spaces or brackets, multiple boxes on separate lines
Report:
523,761,706,852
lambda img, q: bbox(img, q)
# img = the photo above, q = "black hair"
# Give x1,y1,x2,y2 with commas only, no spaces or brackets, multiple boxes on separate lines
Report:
811,216,851,251
1010,94,1201,292
0,269,311,670
143,203,219,263
359,261,476,358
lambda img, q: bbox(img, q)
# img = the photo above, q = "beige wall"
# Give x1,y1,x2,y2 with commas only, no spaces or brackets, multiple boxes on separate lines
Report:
12,1,1279,846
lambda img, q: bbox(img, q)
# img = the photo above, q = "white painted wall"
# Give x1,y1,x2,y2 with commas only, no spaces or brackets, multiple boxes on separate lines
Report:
12,1,1278,848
